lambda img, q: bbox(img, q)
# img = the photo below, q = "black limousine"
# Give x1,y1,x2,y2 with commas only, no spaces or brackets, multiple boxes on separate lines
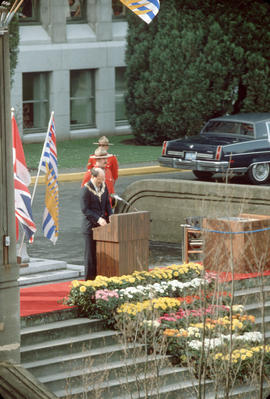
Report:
158,113,270,184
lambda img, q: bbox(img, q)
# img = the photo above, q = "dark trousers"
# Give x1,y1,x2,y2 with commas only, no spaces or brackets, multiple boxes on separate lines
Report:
83,231,96,280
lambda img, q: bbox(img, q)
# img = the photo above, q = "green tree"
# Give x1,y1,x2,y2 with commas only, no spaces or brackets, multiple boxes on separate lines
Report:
1,0,20,84
125,0,270,144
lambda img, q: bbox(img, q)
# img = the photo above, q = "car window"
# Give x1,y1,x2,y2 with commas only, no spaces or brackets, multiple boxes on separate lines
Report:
203,121,254,137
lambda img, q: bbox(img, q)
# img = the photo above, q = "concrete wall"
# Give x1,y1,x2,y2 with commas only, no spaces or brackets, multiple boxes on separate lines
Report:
118,179,270,243
10,0,130,143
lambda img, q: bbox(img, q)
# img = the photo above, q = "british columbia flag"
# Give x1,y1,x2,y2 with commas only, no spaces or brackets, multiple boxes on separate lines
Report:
12,114,36,242
40,114,59,244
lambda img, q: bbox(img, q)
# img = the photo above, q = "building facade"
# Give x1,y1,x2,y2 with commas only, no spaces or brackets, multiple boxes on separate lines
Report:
11,0,130,143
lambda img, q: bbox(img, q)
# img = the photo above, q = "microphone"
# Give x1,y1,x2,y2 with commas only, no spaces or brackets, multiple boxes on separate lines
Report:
111,193,128,204
110,193,139,211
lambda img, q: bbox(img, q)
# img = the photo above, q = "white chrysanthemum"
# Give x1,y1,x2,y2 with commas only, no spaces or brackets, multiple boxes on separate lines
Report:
235,331,262,342
187,326,200,337
232,305,245,313
188,340,202,351
188,331,262,352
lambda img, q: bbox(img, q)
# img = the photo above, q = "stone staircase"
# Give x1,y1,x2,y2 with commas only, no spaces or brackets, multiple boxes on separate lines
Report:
234,278,270,337
20,309,195,399
20,277,270,399
19,258,84,286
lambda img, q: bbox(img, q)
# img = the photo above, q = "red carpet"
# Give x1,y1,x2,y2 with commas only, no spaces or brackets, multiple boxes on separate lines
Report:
20,281,74,317
20,270,270,317
217,270,270,282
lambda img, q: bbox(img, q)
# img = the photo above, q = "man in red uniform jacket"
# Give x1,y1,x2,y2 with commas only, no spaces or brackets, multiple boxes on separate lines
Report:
81,148,115,202
88,136,118,186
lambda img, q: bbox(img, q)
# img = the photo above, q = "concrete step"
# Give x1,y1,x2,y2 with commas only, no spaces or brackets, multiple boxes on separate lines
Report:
18,258,84,286
244,300,270,318
114,372,269,399
21,317,104,347
21,307,80,329
19,269,80,286
113,373,270,399
53,365,200,399
234,285,270,305
39,354,184,393
115,379,212,399
254,314,270,332
19,258,67,275
22,330,120,369
205,383,270,399
22,341,144,371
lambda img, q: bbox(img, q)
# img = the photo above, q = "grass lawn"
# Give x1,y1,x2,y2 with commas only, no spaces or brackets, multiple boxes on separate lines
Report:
23,134,162,171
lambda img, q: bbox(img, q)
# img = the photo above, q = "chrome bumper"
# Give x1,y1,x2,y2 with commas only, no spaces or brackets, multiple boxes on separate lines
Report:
158,156,229,173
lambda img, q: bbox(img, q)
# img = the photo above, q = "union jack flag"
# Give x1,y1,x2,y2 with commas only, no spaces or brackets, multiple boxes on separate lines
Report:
120,0,160,24
40,114,59,244
12,114,36,242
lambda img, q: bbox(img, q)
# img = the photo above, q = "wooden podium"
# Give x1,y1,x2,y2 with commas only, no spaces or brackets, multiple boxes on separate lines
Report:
203,213,270,273
93,211,150,277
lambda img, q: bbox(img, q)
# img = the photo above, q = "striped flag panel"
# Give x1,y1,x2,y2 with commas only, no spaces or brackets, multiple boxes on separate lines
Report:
14,175,36,241
12,114,36,242
41,116,59,244
120,0,160,24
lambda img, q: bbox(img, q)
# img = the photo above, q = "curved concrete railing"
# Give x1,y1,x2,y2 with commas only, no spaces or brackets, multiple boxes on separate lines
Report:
116,179,270,243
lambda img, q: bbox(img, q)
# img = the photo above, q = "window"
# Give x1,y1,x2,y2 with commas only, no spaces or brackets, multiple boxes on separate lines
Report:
112,0,126,18
23,72,49,133
115,67,127,125
66,0,86,22
203,121,254,137
70,70,95,129
19,0,39,23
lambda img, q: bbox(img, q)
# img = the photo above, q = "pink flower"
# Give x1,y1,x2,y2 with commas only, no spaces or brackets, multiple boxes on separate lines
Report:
159,304,230,324
160,316,178,322
204,271,218,283
95,289,119,301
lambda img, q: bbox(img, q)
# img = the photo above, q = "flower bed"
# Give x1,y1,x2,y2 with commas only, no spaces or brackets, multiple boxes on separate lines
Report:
66,263,270,385
67,263,206,319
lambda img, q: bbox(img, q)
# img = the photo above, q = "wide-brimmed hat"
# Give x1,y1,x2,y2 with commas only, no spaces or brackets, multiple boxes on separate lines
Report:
93,147,109,159
93,136,114,146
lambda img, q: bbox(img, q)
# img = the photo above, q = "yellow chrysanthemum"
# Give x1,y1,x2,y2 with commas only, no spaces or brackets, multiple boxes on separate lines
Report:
252,346,260,353
117,297,180,317
214,353,223,360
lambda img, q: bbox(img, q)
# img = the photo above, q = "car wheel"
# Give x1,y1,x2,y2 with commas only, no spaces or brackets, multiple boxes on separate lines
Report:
192,171,214,180
247,163,270,184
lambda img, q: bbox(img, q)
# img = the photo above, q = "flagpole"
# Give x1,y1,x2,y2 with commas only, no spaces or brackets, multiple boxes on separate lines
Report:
18,111,54,256
31,110,54,203
11,107,22,256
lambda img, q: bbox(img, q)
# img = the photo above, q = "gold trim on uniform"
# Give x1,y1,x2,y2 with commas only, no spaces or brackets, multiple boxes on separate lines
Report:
85,182,106,201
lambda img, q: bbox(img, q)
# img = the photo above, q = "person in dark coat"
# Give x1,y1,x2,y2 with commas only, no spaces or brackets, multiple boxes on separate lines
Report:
80,167,112,280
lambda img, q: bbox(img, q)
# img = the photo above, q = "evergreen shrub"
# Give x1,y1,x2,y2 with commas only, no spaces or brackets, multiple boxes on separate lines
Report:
125,0,270,144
